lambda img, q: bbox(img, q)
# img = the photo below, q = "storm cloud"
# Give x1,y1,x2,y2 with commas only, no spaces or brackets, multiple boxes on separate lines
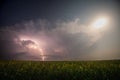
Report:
0,18,119,60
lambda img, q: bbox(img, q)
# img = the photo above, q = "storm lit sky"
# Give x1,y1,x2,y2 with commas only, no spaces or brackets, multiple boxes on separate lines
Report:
0,0,120,60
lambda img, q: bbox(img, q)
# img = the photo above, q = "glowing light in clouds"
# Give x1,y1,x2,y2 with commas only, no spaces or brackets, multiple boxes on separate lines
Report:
19,36,45,61
92,17,108,29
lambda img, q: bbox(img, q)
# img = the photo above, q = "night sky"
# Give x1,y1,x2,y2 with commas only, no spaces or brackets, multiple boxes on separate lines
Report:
0,0,120,60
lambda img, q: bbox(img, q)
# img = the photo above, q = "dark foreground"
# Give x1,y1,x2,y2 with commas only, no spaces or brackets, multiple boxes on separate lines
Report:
0,60,120,80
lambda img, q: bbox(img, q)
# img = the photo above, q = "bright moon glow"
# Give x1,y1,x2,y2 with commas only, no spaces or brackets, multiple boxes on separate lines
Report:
93,18,107,29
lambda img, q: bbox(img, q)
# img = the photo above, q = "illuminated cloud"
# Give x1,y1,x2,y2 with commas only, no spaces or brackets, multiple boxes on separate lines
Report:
0,18,119,60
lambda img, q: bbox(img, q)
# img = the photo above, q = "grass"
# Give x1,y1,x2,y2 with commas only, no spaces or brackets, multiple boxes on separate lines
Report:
0,60,120,80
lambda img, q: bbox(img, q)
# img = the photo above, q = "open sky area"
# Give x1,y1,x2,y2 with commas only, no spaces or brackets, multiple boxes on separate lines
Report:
0,0,120,60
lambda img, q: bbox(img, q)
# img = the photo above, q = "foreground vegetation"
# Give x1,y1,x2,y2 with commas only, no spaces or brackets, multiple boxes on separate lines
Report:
0,60,120,80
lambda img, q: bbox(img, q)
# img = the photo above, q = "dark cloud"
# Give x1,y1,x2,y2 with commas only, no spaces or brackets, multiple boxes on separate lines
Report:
0,18,119,60
0,30,24,59
21,40,35,46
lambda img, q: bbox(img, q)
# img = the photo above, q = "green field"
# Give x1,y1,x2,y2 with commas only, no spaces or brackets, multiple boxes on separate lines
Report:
0,60,120,80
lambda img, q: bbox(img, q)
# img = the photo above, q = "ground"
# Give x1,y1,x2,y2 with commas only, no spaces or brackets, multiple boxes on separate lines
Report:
0,60,120,80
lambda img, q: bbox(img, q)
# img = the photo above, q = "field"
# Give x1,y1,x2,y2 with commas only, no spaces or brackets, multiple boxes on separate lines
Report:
0,60,120,80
